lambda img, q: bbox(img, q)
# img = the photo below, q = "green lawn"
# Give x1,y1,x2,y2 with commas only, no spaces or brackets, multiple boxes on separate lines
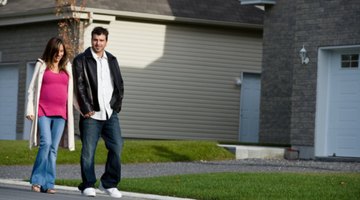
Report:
57,172,360,200
0,139,234,165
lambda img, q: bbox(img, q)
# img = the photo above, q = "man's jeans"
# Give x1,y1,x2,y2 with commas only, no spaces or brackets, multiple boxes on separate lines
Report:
79,112,123,190
30,116,65,191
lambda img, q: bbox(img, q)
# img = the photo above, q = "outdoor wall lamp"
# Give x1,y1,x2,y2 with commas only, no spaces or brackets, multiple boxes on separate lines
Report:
0,0,7,6
299,45,309,64
234,77,242,86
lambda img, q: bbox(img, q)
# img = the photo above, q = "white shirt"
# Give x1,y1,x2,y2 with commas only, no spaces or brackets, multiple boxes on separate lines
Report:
90,48,114,120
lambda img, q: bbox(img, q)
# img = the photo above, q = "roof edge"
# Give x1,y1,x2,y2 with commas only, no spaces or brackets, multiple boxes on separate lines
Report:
79,7,263,30
0,7,71,26
0,5,263,30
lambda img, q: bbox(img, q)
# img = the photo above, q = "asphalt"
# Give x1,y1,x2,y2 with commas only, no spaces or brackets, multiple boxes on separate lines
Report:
1,159,360,199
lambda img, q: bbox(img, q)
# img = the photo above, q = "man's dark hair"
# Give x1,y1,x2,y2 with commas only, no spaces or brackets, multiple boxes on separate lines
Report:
92,26,109,41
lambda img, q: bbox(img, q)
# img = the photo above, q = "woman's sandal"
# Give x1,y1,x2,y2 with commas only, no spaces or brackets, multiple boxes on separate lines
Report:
46,189,56,194
31,185,41,192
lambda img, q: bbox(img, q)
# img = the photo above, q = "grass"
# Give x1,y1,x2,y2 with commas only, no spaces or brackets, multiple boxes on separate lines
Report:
0,139,234,165
56,172,360,200
2,140,359,199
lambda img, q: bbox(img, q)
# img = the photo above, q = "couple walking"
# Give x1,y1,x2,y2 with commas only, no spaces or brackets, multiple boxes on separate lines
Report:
25,26,124,198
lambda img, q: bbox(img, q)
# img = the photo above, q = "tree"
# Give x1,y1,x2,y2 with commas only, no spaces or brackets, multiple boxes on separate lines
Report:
55,0,86,59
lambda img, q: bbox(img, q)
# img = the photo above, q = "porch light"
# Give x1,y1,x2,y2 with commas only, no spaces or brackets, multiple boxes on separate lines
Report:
0,0,7,6
299,45,309,64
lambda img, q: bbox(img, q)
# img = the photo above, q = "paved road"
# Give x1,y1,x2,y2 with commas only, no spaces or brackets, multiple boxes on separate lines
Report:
0,183,134,200
1,159,360,180
1,159,359,200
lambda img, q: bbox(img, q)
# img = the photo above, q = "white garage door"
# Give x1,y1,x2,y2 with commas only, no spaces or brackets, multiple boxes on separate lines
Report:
328,52,360,157
0,65,18,140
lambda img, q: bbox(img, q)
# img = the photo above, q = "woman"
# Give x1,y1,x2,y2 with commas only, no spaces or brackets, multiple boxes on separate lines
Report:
26,37,75,194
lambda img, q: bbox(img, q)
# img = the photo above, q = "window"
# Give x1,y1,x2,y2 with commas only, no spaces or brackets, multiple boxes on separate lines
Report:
341,54,359,68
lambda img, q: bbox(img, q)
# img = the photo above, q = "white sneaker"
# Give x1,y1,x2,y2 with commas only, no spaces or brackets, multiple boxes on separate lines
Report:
99,182,122,198
82,187,96,197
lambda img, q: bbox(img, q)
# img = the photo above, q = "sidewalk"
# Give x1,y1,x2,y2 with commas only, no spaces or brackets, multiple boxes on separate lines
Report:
0,179,195,200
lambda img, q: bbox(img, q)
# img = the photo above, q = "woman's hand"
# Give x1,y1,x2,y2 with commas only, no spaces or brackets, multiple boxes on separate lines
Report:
26,115,34,121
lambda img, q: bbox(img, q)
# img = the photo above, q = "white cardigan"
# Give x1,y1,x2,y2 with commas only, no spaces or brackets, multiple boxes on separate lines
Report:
26,59,75,151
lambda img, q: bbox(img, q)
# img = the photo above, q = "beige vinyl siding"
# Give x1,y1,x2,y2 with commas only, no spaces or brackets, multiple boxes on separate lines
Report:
84,20,262,141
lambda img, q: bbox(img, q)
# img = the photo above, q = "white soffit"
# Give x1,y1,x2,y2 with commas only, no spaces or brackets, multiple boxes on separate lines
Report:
240,0,276,5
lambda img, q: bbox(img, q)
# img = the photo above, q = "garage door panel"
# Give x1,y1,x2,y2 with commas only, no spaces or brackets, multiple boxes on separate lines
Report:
336,134,360,157
0,66,18,140
331,105,360,126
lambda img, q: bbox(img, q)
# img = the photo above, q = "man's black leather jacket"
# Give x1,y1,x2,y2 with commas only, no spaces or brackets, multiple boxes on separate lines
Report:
72,47,124,115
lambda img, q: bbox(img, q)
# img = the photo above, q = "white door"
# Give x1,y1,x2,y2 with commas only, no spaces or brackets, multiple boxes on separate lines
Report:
239,73,261,143
328,52,360,157
0,65,19,140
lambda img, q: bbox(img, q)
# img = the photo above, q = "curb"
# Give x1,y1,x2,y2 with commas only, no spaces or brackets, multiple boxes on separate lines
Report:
0,179,195,200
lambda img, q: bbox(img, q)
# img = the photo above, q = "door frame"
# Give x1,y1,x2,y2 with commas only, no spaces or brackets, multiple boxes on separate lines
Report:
23,61,36,139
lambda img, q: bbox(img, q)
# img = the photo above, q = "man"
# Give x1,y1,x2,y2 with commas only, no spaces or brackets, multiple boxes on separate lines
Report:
73,26,124,198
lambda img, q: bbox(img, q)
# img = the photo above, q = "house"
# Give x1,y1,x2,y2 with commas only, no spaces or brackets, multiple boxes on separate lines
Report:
0,0,264,142
241,0,360,159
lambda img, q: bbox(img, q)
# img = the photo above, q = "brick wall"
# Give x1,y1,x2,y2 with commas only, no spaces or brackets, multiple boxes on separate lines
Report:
260,0,360,148
259,1,296,144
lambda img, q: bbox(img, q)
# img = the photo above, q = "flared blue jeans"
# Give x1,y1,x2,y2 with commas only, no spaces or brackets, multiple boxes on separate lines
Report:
30,116,65,191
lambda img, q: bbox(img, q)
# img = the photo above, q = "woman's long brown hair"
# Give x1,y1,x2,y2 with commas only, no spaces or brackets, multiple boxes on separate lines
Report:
41,37,68,72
